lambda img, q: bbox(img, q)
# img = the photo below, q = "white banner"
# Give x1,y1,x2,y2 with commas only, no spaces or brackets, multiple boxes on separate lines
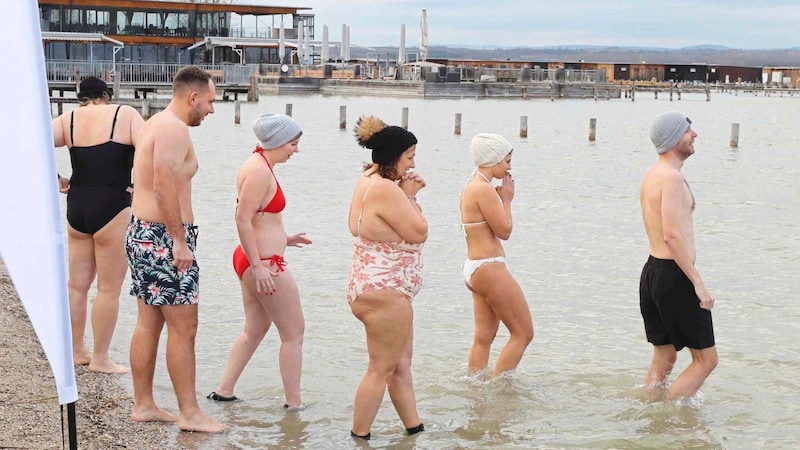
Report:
0,0,78,404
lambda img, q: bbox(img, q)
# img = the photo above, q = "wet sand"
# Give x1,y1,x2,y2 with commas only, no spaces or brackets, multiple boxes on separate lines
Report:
0,260,171,449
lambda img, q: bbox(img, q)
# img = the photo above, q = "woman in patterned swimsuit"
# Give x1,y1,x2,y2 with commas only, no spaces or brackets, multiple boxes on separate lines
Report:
346,116,428,440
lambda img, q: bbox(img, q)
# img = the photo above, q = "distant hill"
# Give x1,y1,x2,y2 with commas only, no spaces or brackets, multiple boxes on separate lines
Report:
354,45,800,67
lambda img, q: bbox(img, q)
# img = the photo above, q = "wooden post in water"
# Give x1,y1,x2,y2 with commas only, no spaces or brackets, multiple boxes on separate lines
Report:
669,83,673,101
339,105,346,130
401,107,409,129
141,100,151,120
285,103,293,117
729,123,740,148
247,76,259,102
454,113,462,135
519,115,528,138
113,72,121,101
234,100,241,124
589,118,597,142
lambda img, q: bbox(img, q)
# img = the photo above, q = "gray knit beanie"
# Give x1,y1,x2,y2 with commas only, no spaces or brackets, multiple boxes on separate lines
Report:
650,111,692,154
253,113,303,150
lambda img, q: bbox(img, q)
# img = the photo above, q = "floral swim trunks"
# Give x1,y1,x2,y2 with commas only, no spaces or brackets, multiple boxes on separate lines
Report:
126,216,199,306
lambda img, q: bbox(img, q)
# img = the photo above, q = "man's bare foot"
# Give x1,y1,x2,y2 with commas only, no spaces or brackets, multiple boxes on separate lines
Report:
73,350,91,366
88,358,130,374
178,412,227,433
131,406,178,423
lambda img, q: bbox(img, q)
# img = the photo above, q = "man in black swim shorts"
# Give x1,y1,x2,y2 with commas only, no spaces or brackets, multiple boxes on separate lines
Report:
638,111,718,400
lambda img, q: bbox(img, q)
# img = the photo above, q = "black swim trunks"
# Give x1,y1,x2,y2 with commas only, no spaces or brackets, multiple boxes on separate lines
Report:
639,255,715,351
126,217,199,306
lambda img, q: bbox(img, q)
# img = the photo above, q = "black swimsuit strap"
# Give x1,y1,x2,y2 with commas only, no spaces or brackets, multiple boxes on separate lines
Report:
69,110,74,145
110,105,123,140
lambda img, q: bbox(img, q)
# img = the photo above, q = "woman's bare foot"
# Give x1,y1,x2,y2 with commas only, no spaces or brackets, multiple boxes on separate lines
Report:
88,358,130,374
131,406,178,423
178,412,227,433
73,350,92,366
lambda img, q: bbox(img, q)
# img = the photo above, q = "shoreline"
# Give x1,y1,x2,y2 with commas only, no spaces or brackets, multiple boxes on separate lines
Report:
0,259,171,449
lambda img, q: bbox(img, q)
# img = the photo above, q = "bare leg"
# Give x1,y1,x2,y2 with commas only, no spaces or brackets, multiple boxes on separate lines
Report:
130,300,176,423
261,268,304,407
471,263,533,376
350,290,414,437
641,344,677,402
161,305,226,433
387,326,421,429
88,209,130,374
667,346,718,400
644,345,677,387
66,226,96,365
214,278,271,398
468,290,499,374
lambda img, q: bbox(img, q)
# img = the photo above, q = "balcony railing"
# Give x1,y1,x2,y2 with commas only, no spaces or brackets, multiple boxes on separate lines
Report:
46,61,258,85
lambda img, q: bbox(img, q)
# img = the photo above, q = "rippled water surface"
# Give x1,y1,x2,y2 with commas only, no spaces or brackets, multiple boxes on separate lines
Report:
56,91,800,449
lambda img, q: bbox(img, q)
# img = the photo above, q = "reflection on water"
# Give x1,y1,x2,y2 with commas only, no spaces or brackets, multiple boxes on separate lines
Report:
56,92,800,448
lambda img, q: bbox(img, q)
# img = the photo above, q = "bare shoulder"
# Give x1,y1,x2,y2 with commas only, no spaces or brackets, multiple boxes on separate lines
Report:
370,177,401,196
644,162,683,185
239,155,269,179
116,104,141,117
149,112,188,137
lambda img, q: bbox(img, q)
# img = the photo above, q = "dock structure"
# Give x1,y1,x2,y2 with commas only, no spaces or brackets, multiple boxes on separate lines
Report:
47,61,258,103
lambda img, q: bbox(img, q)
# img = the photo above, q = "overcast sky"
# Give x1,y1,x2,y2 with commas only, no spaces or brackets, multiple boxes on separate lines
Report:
236,0,799,49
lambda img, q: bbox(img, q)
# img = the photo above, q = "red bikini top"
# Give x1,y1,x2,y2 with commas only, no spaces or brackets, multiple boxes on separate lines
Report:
239,147,286,214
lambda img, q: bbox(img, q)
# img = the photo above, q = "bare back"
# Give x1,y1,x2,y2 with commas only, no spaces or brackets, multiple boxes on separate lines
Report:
640,161,696,262
53,103,142,149
460,177,506,260
131,110,197,223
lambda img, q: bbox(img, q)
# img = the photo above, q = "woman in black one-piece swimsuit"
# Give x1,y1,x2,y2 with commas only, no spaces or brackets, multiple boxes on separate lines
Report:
52,76,144,374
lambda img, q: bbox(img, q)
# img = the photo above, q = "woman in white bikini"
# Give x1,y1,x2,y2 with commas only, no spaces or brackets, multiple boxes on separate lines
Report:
459,133,533,377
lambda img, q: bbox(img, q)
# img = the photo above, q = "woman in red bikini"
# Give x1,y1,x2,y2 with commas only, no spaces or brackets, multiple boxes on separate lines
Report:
208,113,311,409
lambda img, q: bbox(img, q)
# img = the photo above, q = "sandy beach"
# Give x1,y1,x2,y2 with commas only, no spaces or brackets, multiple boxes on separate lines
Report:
0,260,170,449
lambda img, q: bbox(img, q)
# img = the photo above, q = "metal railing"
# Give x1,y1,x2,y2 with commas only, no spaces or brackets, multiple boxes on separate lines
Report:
45,61,258,85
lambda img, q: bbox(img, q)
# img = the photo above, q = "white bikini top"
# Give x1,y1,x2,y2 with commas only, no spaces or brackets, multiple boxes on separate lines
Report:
460,170,501,235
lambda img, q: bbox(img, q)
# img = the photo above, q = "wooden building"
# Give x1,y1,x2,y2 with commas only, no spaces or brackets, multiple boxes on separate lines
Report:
663,63,709,83
707,65,762,84
760,67,800,86
38,0,310,64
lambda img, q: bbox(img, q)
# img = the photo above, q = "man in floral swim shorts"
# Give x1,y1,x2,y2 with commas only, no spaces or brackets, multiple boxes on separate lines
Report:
124,66,224,433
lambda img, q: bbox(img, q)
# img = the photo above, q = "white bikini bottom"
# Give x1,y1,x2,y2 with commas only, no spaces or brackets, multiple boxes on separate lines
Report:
463,256,506,288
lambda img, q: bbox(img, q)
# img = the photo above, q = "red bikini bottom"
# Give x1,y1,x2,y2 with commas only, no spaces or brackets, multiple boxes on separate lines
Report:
232,244,287,280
